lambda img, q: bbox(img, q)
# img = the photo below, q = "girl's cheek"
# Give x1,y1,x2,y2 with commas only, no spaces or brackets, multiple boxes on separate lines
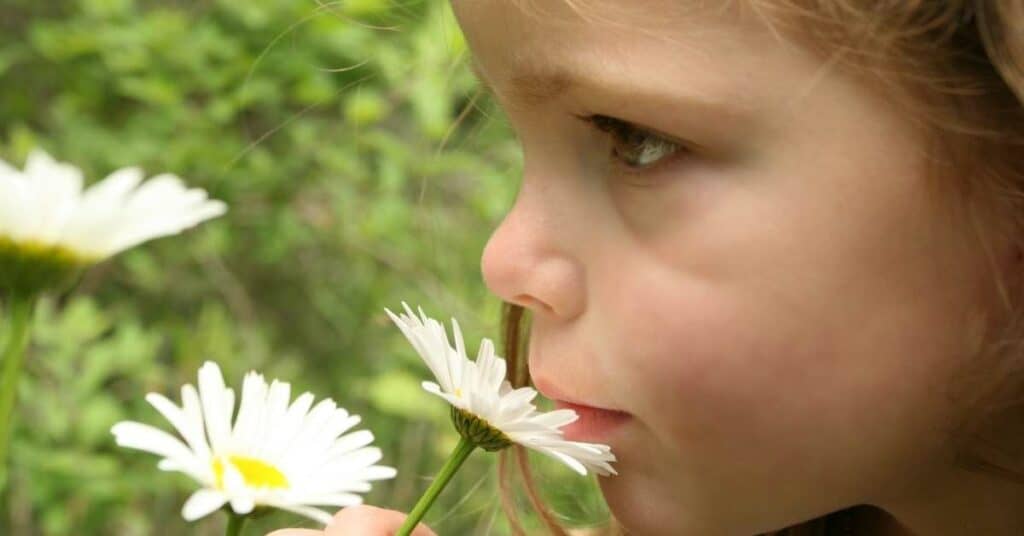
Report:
606,243,969,498
607,276,819,444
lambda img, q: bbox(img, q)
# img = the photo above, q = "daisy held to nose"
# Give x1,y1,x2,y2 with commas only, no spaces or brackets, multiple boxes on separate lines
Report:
0,148,226,489
385,303,616,536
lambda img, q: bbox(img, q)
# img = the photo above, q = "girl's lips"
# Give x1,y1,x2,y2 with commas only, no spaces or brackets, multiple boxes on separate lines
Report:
554,400,632,443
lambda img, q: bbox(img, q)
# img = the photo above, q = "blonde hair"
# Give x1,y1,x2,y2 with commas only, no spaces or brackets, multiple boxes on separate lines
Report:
485,1,1024,534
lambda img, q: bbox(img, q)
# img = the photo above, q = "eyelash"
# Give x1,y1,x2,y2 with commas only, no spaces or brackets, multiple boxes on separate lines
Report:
579,114,688,173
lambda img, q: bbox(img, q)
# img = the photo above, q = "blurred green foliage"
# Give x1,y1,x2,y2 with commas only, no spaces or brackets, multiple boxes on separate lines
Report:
0,0,609,534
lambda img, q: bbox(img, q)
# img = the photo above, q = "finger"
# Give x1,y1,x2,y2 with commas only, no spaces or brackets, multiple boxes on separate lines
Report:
325,505,437,536
266,530,322,536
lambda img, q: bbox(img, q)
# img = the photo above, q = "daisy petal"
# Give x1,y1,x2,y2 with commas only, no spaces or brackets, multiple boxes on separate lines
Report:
182,489,228,521
0,149,224,263
265,502,335,525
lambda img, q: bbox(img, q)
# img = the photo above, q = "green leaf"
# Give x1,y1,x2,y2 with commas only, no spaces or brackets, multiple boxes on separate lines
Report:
365,370,447,421
344,88,389,126
79,0,136,19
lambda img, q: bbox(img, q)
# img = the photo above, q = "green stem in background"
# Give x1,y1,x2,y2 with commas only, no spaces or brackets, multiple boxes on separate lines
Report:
225,512,246,536
0,292,37,490
396,436,477,536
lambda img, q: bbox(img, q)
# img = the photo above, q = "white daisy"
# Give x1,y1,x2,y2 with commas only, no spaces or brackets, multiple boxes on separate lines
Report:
111,361,397,524
385,303,617,476
0,148,226,294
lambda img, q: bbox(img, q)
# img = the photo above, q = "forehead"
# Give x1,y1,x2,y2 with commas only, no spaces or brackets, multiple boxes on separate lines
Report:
450,0,776,115
453,0,746,27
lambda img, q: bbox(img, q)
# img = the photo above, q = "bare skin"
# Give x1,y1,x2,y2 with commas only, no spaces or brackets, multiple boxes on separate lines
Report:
267,505,436,536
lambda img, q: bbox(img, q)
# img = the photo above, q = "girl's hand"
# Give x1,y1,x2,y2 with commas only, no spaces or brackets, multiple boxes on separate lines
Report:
267,505,437,536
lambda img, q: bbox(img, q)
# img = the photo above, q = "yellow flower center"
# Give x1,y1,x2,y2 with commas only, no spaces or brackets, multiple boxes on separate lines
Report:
212,455,289,490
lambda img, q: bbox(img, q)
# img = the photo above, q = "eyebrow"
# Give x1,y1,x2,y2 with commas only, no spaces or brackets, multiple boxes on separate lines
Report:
469,59,577,107
467,57,755,124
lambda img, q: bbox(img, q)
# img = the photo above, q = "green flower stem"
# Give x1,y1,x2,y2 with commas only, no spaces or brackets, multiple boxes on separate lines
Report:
0,292,37,489
397,436,477,536
225,512,246,536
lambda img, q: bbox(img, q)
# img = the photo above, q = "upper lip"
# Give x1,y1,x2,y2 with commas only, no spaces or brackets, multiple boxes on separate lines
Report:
532,374,627,414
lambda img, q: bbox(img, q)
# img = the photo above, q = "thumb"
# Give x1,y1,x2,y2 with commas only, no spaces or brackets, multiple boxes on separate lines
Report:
325,505,437,536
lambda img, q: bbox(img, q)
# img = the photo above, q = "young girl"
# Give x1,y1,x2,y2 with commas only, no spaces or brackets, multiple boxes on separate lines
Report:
273,1,1024,534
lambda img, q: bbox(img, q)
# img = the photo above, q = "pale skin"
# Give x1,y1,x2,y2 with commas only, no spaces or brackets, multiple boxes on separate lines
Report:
273,1,1024,534
267,505,436,536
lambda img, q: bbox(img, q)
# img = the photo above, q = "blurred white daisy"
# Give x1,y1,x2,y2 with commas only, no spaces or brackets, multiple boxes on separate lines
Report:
111,361,397,524
0,148,226,294
385,303,617,476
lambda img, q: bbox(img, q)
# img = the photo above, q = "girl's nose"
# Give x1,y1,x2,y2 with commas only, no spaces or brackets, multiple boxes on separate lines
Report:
480,180,587,321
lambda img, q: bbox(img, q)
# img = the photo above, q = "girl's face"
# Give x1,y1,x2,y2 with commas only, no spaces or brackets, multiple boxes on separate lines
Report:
454,1,1005,534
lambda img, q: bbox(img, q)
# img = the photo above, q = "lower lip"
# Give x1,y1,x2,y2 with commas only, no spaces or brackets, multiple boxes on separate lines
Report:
555,401,632,442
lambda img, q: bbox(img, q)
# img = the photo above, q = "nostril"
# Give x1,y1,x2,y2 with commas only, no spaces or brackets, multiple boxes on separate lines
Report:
512,294,555,315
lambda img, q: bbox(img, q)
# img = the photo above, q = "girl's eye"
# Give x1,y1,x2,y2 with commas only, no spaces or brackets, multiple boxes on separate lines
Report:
580,114,688,173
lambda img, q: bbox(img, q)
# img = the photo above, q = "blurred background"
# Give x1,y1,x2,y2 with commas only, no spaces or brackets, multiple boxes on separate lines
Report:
0,0,609,534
